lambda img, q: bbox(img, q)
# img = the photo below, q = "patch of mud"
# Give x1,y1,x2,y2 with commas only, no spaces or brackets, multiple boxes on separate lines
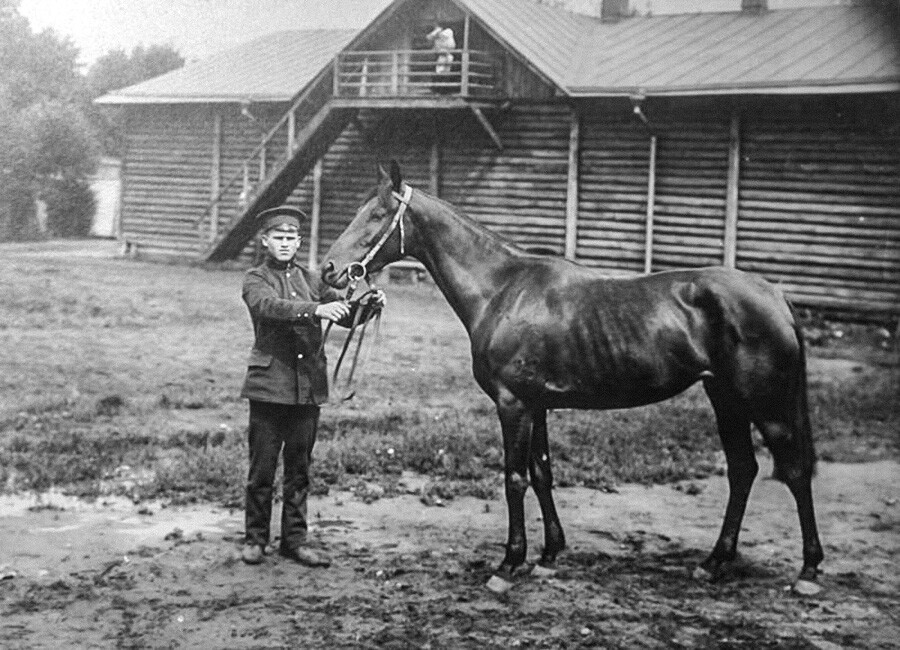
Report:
1,459,897,648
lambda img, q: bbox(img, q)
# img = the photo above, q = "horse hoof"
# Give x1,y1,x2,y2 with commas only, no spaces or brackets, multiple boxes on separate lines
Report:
792,579,822,596
692,565,715,582
531,564,557,578
486,574,514,594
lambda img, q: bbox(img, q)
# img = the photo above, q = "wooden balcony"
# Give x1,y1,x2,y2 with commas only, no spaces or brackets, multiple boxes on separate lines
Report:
333,49,498,104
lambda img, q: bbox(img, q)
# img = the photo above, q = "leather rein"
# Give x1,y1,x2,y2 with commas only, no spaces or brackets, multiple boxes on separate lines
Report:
321,184,412,400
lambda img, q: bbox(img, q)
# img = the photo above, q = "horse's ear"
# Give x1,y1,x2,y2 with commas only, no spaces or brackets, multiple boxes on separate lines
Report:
389,160,402,193
376,164,393,206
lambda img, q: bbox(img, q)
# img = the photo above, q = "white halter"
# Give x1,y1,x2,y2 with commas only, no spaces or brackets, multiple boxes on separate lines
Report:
347,184,412,281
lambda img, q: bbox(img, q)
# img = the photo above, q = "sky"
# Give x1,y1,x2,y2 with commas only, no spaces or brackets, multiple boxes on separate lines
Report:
19,0,842,68
19,0,394,66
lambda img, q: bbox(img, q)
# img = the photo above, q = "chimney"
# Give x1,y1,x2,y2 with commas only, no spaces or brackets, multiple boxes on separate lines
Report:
600,0,629,22
741,0,768,11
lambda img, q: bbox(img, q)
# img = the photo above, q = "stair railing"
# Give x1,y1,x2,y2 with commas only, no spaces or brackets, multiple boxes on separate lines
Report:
197,91,319,244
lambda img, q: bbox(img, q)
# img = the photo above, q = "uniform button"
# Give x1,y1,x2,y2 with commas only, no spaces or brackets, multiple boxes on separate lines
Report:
291,291,297,297
302,313,309,318
297,353,304,359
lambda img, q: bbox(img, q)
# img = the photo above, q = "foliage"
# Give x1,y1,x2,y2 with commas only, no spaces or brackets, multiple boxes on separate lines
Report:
21,100,98,181
0,0,81,111
0,1,93,240
85,44,185,98
0,96,36,240
0,1,183,238
43,178,96,238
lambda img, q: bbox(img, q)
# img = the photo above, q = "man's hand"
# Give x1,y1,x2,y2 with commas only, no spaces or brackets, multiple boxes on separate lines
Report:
368,289,387,310
315,300,351,323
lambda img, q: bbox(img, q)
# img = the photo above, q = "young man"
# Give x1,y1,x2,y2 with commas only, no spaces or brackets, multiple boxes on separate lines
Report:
426,23,457,94
239,205,384,567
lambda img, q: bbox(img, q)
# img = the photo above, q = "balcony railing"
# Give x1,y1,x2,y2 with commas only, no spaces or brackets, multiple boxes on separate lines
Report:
334,49,497,99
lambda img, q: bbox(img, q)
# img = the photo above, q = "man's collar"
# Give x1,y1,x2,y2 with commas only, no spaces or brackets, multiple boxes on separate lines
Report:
264,256,299,271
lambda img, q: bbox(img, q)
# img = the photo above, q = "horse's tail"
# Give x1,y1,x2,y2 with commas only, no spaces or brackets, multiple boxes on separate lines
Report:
786,301,817,480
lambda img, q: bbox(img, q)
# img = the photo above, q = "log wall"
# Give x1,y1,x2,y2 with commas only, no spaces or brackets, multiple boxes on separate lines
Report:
577,102,651,272
737,95,900,316
121,106,216,257
441,104,571,253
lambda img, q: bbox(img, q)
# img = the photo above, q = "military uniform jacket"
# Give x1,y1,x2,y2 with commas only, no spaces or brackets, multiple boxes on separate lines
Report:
240,257,346,405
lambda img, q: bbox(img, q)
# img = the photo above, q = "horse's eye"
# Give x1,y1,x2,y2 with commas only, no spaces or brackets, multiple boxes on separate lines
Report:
370,209,386,221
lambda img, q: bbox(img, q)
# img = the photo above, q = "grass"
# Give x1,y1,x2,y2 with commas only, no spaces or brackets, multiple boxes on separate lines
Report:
0,239,897,506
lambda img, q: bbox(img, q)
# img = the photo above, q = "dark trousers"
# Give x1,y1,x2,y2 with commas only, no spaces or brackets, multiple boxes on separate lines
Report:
245,400,320,549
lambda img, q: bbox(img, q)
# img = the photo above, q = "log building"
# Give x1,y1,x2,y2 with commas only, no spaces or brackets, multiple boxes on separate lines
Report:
97,0,900,319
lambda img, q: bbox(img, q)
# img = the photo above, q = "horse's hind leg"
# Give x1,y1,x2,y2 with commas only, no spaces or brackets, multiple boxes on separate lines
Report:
753,416,823,587
529,408,565,572
698,380,757,580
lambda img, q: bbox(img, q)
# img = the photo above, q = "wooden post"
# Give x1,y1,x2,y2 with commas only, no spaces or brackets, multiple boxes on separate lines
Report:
723,110,741,268
564,108,580,261
259,142,266,182
287,109,296,155
461,13,471,96
209,110,222,243
308,158,323,270
241,163,250,208
470,106,503,150
391,52,399,95
429,135,440,197
360,57,369,97
644,134,657,274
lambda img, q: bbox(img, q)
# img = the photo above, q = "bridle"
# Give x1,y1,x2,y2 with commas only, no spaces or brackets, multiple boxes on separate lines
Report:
346,184,412,284
323,183,413,400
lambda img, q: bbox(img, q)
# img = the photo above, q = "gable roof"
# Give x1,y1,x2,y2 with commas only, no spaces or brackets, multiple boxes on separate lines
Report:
96,1,899,106
451,0,899,96
450,0,594,91
95,28,357,104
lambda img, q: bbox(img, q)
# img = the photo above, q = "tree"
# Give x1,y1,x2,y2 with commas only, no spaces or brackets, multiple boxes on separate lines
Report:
0,96,36,240
21,99,99,238
0,0,81,110
0,1,184,240
0,0,94,240
85,44,185,98
23,100,98,182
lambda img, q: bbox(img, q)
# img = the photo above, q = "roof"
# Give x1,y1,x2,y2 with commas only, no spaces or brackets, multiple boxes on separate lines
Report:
449,0,593,90
568,5,900,95
96,1,899,105
95,29,357,104
454,0,899,95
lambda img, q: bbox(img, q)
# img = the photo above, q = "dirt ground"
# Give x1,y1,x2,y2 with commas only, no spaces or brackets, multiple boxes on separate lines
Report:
1,457,897,649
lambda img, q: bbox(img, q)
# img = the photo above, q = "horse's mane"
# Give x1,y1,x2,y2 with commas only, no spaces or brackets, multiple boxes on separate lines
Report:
415,187,526,257
363,180,529,257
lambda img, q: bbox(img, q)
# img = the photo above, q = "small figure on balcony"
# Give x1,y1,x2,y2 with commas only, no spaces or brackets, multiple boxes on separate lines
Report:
427,23,457,94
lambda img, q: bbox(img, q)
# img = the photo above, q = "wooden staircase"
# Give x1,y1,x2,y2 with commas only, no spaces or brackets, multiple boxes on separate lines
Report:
199,97,356,262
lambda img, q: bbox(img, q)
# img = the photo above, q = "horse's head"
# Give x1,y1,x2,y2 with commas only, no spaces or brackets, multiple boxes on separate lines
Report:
321,161,409,289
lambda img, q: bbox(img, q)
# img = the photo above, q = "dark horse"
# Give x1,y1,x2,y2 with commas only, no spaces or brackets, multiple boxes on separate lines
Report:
322,162,823,594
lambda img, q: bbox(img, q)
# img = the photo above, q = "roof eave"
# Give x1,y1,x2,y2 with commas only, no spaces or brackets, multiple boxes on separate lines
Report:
94,94,294,105
566,79,900,98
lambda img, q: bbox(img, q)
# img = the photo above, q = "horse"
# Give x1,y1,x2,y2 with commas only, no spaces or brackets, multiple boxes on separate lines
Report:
321,161,823,595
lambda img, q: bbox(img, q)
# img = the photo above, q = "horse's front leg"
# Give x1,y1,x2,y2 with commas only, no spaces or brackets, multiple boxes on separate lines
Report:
529,408,565,575
486,390,533,594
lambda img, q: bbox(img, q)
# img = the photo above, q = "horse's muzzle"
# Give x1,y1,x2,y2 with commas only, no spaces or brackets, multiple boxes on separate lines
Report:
320,261,342,288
